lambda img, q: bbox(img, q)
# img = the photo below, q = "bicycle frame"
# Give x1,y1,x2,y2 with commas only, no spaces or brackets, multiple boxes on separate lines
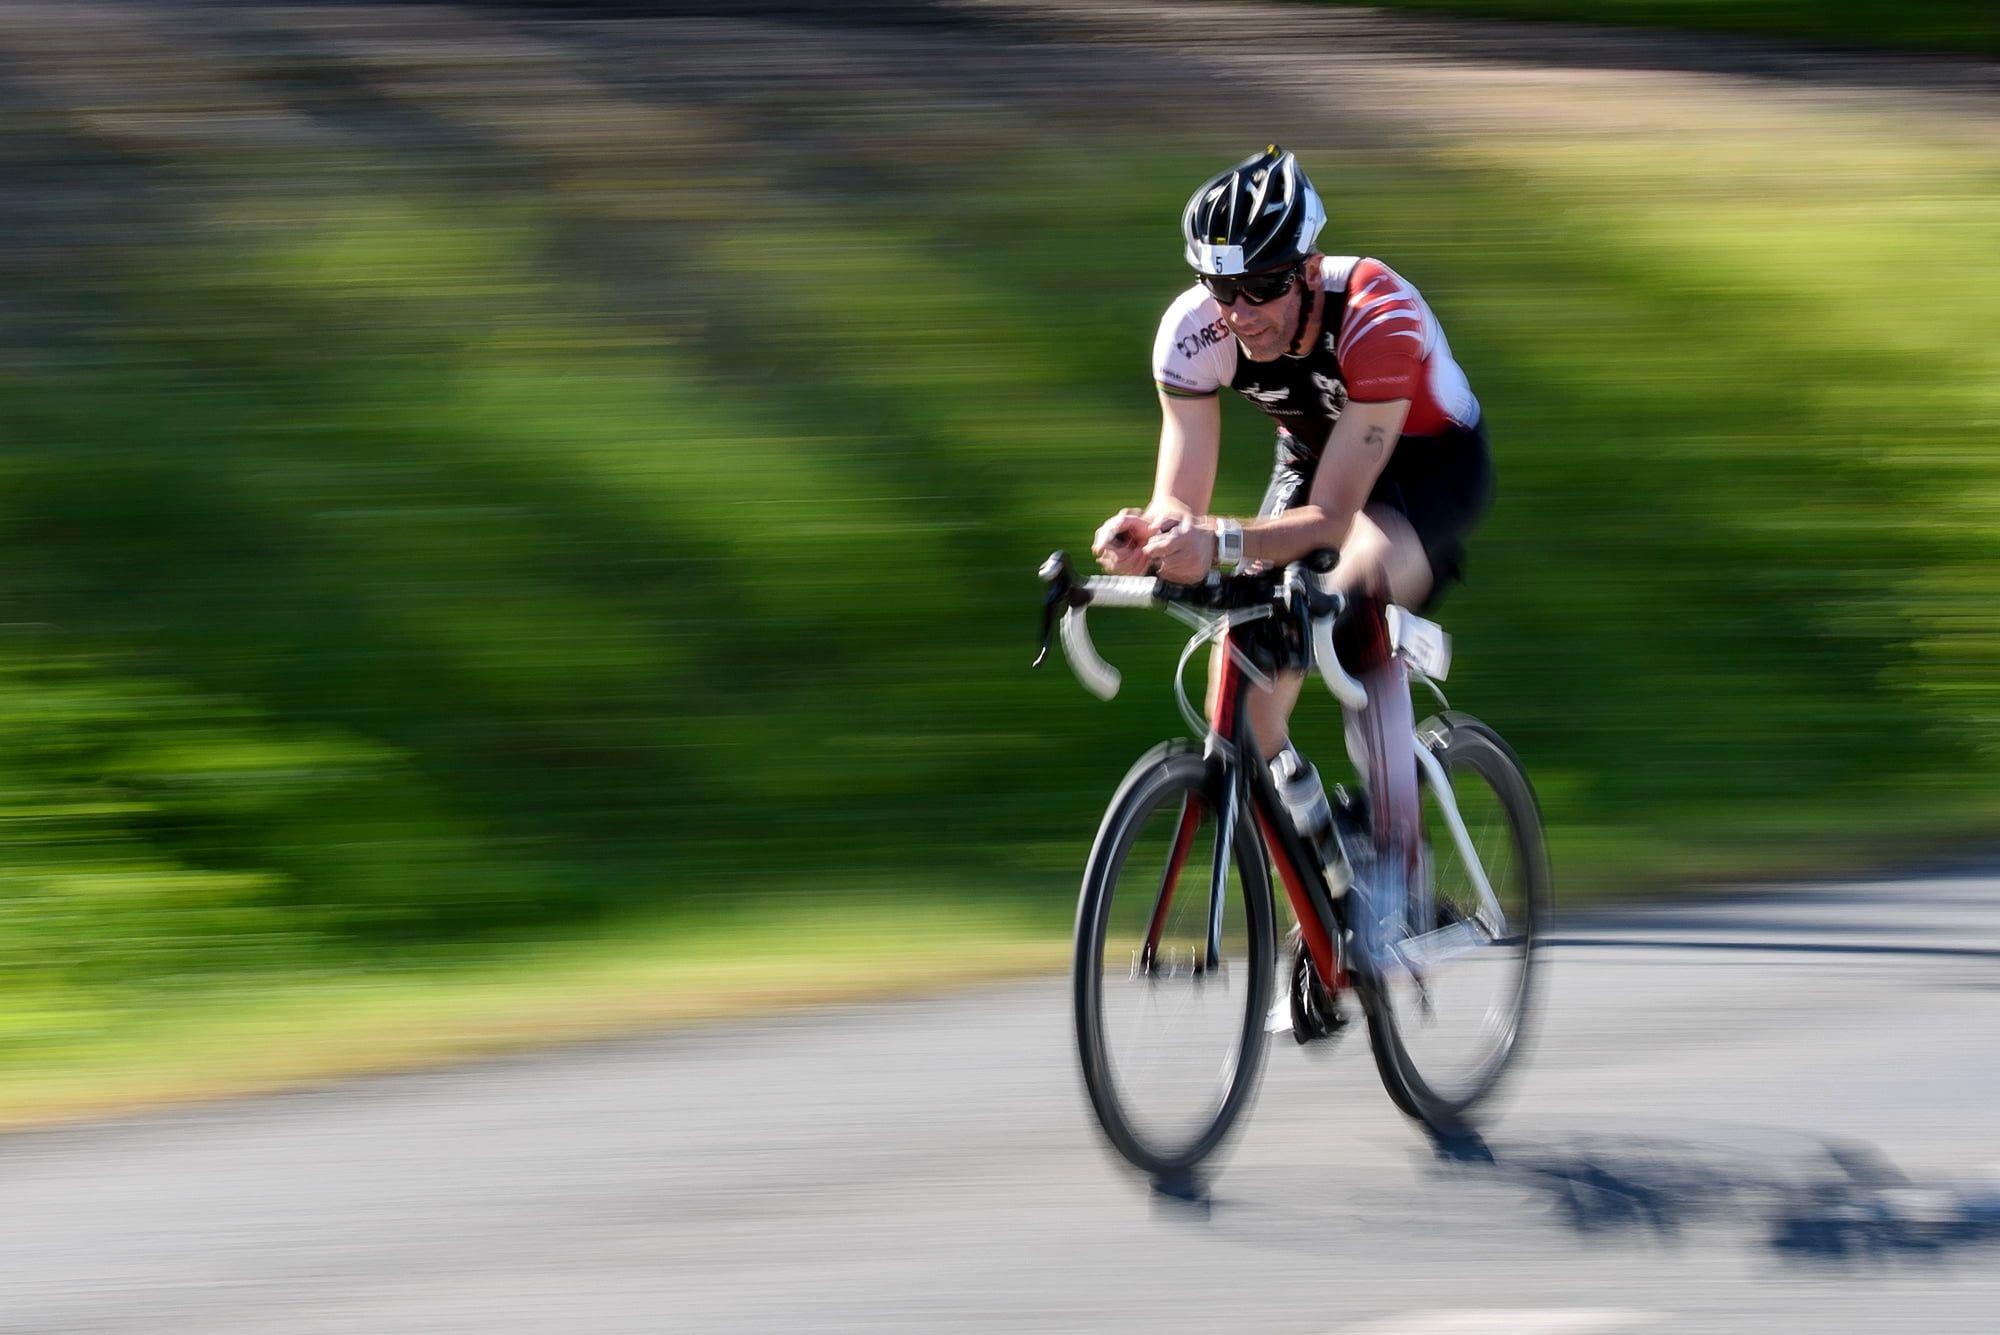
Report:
1140,623,1352,992
1224,634,1354,993
1412,734,1509,942
1053,549,1541,1157
1138,624,1513,990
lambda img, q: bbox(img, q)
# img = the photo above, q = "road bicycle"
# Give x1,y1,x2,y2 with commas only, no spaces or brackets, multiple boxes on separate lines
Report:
1036,548,1549,1185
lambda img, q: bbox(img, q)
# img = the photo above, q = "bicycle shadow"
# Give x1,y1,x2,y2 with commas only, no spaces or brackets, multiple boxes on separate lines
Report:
1167,1125,2000,1263
1165,892,2000,1260
1422,1124,2000,1261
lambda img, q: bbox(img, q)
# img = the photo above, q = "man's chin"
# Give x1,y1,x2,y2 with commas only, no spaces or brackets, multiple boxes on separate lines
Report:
1237,335,1282,362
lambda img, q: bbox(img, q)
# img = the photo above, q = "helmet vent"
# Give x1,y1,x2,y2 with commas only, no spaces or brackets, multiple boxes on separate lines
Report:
1180,146,1326,277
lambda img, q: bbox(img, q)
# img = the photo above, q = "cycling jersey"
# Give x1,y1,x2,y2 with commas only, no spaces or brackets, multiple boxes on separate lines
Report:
1151,256,1479,455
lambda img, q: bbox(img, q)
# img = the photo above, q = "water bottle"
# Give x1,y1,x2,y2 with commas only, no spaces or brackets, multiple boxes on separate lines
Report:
1270,745,1341,875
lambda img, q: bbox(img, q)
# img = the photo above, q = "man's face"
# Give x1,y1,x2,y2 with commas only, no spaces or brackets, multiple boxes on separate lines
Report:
1217,272,1303,363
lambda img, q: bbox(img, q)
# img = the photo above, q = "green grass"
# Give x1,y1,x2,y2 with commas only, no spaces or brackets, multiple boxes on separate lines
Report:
1300,0,2000,57
2,21,1999,1114
0,897,1065,1128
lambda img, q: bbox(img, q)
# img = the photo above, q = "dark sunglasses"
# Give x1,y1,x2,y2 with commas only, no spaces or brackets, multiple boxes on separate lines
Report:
1200,263,1302,306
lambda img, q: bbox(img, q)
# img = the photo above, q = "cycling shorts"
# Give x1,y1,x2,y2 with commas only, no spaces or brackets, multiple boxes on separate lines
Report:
1258,418,1494,610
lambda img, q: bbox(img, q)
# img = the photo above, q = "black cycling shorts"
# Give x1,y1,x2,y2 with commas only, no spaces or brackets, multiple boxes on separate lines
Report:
1258,418,1494,609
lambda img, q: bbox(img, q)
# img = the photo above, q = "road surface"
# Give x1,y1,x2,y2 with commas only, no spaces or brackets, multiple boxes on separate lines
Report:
2,873,1997,1332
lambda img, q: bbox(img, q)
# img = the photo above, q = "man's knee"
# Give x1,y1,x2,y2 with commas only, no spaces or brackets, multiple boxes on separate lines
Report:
1340,506,1433,608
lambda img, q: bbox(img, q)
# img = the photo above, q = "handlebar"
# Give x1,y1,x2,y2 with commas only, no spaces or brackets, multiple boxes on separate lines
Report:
1034,550,1367,711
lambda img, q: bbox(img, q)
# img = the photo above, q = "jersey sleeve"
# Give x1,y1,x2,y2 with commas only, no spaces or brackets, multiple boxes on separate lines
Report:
1334,258,1427,403
1152,286,1234,398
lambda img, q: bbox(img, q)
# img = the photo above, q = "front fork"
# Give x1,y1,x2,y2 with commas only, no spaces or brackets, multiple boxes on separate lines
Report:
1142,629,1409,991
1138,631,1257,978
1204,777,1238,972
1139,795,1204,974
1223,638,1351,994
1136,757,1238,976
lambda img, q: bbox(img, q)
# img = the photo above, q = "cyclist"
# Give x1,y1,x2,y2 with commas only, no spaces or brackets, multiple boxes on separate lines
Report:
1091,145,1493,954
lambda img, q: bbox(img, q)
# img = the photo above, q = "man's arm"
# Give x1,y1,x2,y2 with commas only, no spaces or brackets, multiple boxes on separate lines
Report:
1095,390,1221,574
1140,398,1411,581
1149,389,1221,523
1240,398,1408,567
1240,256,1425,567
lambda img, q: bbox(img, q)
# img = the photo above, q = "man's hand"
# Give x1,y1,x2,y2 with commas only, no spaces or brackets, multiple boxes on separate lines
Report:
1091,508,1156,575
1142,517,1217,584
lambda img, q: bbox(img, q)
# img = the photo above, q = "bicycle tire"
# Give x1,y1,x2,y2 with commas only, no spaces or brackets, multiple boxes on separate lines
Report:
1364,712,1549,1133
1073,741,1276,1178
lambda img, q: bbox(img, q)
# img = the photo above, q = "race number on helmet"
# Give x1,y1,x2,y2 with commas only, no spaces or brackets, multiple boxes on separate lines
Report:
1181,146,1327,278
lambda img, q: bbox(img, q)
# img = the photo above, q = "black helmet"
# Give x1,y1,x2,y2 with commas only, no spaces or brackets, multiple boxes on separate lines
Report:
1181,145,1326,277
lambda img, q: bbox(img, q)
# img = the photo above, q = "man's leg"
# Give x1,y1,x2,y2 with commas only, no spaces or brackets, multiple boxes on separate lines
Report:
1333,506,1433,892
1224,450,1312,757
1205,501,1431,774
1205,651,1303,761
1331,504,1433,610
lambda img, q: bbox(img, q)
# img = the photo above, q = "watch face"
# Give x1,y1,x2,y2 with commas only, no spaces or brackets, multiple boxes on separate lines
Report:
1219,523,1244,565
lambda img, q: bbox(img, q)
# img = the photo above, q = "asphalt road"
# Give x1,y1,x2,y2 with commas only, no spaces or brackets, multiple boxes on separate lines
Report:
2,874,1997,1332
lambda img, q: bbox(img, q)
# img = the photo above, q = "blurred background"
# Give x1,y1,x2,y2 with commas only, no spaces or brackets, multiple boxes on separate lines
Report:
0,0,1997,1116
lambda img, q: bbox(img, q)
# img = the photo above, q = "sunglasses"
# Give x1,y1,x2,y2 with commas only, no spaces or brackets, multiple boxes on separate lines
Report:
1200,263,1303,306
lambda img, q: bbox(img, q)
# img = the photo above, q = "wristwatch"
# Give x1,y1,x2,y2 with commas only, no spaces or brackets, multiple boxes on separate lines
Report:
1214,518,1245,570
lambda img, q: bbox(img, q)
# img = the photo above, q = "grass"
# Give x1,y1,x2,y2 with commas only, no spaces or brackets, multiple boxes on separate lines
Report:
1300,0,2000,57
0,9,1998,1119
0,897,1067,1129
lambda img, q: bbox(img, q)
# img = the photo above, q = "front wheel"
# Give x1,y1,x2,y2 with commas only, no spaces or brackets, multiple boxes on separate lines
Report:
1365,712,1549,1132
1074,741,1276,1179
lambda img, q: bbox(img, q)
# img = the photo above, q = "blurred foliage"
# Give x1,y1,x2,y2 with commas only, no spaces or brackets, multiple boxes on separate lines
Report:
0,4,1997,1054
1304,0,2000,56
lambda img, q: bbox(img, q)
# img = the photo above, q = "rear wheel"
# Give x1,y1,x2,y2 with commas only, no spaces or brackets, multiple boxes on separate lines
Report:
1365,713,1548,1132
1074,742,1276,1178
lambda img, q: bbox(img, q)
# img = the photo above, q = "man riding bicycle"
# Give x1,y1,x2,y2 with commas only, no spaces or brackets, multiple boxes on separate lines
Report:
1091,145,1493,949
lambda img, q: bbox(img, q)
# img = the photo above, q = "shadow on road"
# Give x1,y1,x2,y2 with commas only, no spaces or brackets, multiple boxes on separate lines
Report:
1150,884,2000,1269
1546,936,2000,962
1420,1125,2000,1261
1178,1124,2000,1263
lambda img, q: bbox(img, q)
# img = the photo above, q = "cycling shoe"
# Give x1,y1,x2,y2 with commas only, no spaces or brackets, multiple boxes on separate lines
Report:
1285,924,1347,1046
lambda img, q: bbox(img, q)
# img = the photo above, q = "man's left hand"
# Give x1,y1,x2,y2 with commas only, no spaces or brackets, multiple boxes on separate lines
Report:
1142,518,1216,584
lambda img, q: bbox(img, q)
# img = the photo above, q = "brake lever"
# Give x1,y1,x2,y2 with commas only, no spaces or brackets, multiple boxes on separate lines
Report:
1034,592,1059,668
1035,550,1088,668
1296,547,1345,619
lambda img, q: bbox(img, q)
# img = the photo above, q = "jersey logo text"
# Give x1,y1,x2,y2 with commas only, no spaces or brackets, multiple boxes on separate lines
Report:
1175,318,1231,360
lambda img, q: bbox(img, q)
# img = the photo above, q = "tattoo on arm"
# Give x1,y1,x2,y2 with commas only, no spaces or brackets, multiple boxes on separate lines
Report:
1364,425,1389,458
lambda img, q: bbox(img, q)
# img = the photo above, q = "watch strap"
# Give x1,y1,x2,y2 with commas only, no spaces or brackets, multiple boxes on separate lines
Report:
1214,518,1244,570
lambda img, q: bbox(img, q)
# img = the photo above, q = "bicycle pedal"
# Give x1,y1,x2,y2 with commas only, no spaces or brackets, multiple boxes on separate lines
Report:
1292,1004,1347,1047
1291,996,1347,1046
1287,932,1347,1047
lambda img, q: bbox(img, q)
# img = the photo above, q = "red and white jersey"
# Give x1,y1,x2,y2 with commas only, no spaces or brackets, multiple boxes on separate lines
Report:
1152,255,1479,444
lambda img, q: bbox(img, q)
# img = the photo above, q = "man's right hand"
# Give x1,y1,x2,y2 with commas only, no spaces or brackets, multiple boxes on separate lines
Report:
1092,508,1156,574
